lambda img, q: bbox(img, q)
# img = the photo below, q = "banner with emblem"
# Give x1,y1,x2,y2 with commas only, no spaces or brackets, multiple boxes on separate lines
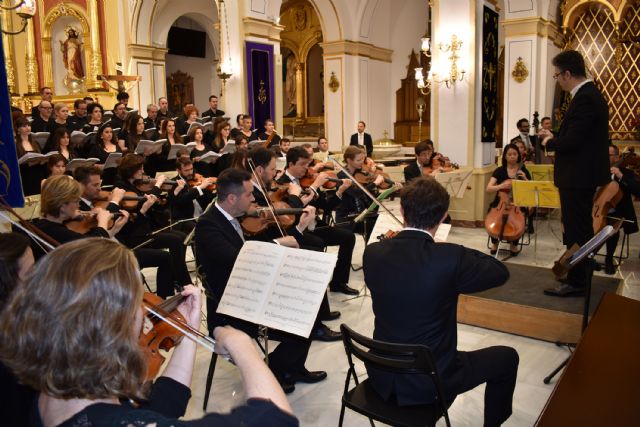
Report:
481,6,499,143
0,35,24,207
245,42,275,135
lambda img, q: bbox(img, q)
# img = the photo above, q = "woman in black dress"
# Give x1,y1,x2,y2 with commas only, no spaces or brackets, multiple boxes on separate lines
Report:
0,238,297,427
82,102,104,134
188,126,213,177
15,117,46,196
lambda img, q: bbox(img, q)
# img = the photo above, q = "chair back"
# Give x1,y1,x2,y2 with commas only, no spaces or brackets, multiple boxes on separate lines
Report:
340,324,451,426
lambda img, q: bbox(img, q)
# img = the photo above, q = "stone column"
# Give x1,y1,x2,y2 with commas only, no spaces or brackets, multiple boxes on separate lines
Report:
86,0,103,90
1,10,17,94
295,62,305,119
24,17,38,94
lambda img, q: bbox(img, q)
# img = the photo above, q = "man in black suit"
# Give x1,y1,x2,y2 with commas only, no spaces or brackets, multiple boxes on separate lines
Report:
30,101,54,133
144,104,159,129
364,176,517,426
539,50,610,297
403,140,434,183
68,99,88,131
201,94,225,119
194,168,327,393
30,87,53,117
349,121,373,157
509,118,536,152
169,157,216,234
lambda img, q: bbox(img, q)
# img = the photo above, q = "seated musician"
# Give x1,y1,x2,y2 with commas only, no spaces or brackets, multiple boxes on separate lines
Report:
312,136,333,166
404,139,435,182
513,139,534,164
275,146,358,297
170,157,216,233
195,168,327,394
364,176,518,427
114,154,192,297
278,137,291,158
335,145,386,237
0,239,298,426
248,148,346,339
73,166,177,301
603,144,640,274
486,143,532,255
33,175,129,244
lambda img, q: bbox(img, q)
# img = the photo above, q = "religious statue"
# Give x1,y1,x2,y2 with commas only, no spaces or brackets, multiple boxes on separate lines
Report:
60,26,85,93
285,54,297,116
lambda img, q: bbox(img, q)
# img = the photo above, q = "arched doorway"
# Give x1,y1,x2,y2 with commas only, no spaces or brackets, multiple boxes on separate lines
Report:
280,0,324,137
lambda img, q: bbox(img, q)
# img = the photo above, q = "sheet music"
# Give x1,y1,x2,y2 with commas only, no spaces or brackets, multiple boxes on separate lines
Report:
367,210,450,245
434,169,473,198
217,241,337,337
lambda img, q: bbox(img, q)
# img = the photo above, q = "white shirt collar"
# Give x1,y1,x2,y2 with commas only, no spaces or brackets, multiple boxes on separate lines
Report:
81,197,92,208
285,170,298,184
215,202,236,222
570,79,591,98
402,227,434,239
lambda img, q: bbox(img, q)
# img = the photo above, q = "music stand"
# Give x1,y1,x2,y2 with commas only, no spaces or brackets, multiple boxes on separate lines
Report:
512,180,561,257
434,169,473,198
542,223,620,384
526,164,554,182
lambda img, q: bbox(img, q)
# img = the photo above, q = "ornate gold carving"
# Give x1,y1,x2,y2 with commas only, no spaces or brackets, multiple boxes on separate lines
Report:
511,57,529,83
328,71,339,92
25,54,38,93
258,80,267,104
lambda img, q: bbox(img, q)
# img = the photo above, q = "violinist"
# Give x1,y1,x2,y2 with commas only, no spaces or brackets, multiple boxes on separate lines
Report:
195,168,327,394
403,139,435,182
601,145,640,274
0,239,298,426
33,175,129,245
486,143,531,255
169,157,216,233
335,146,385,237
276,146,359,297
74,166,176,299
513,139,534,164
114,154,192,298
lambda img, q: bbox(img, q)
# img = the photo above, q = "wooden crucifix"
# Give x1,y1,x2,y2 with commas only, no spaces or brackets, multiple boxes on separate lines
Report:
97,63,141,93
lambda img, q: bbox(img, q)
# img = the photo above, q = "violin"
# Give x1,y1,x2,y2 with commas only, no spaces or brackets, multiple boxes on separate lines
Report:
423,153,459,175
353,169,395,190
187,172,217,192
484,179,526,245
377,229,400,240
64,210,123,234
134,176,178,192
93,190,147,211
299,169,343,190
240,201,304,236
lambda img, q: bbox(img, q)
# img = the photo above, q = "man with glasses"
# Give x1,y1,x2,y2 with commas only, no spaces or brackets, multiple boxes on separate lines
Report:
538,50,609,297
31,100,54,133
69,99,88,131
30,87,53,117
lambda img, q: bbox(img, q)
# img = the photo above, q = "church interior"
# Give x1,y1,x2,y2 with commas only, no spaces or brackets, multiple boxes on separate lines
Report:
1,0,640,425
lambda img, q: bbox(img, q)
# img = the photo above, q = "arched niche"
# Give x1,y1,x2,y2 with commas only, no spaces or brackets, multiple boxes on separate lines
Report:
40,2,92,92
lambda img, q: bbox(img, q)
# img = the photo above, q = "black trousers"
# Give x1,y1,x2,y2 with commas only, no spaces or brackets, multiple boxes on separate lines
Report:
145,230,192,288
206,299,311,377
559,188,595,287
304,226,355,285
447,346,519,427
134,248,174,298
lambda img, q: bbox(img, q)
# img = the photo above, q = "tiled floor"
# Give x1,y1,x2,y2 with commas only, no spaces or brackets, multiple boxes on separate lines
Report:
146,201,640,426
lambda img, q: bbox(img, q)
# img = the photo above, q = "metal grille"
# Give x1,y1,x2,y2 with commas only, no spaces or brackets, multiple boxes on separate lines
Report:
571,3,640,140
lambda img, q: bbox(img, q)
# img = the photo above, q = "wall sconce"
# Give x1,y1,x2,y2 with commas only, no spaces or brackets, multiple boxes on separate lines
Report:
217,0,233,97
216,59,233,97
415,34,466,94
0,0,36,35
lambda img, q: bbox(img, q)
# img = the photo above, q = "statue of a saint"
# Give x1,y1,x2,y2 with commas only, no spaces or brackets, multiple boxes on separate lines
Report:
60,26,85,81
285,54,297,116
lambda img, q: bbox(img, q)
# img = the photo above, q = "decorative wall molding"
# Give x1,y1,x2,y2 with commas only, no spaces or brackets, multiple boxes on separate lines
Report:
321,40,393,62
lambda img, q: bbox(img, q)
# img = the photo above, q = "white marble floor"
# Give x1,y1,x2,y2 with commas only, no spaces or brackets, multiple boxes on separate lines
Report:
146,201,640,426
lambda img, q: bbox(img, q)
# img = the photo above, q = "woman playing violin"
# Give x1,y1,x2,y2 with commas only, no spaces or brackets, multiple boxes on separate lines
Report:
0,238,298,427
486,143,531,255
513,139,534,164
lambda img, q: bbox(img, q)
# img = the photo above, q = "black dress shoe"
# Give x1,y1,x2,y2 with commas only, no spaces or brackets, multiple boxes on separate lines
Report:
312,324,342,342
321,310,341,321
544,283,585,297
604,261,616,275
277,377,296,394
329,283,359,295
289,369,328,384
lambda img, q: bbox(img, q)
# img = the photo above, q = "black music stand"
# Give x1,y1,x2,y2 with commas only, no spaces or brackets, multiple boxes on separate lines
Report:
543,223,620,384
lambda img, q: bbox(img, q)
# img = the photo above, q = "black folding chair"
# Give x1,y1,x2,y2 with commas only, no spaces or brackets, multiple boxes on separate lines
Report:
339,324,451,427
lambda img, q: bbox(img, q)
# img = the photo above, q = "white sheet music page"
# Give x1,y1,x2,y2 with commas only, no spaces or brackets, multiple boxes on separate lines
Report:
217,241,337,337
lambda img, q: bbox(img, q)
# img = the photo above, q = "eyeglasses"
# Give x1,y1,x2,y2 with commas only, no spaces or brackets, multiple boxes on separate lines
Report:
552,71,565,80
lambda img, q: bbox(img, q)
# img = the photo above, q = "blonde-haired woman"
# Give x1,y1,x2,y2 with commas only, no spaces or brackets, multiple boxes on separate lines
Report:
0,238,297,426
34,175,129,244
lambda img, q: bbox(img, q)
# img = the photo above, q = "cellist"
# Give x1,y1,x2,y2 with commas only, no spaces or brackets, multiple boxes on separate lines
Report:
486,143,531,255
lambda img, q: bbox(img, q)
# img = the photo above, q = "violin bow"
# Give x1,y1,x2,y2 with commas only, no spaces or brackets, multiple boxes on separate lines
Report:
247,158,288,238
328,155,403,227
0,196,59,252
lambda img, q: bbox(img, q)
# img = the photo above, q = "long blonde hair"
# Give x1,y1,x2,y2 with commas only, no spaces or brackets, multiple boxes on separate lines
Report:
0,238,148,400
